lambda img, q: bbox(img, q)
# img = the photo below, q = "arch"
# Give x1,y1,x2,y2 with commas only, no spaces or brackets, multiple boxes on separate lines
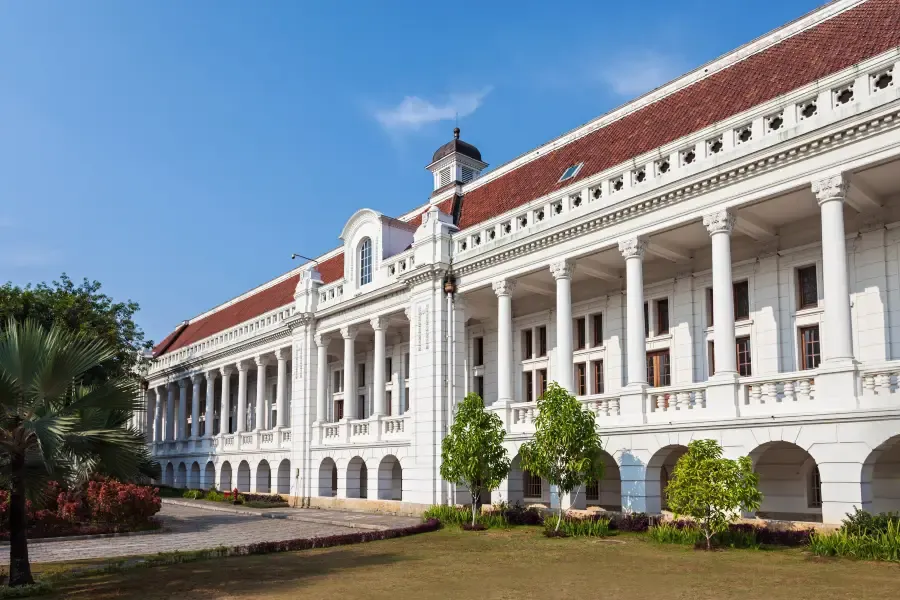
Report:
586,451,622,511
645,444,690,513
220,461,233,491
189,461,201,489
377,455,402,501
237,460,251,493
175,462,188,489
358,237,373,286
163,462,174,487
346,456,368,499
751,441,822,522
508,454,548,506
204,461,216,490
256,459,271,494
318,457,337,497
277,459,292,495
862,435,900,514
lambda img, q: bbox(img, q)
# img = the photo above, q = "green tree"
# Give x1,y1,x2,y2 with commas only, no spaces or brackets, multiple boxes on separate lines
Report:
0,274,152,384
665,439,762,550
440,393,510,527
0,319,156,587
519,383,604,531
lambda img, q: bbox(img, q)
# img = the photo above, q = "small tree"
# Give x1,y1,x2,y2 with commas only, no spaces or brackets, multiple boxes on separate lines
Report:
665,439,762,550
519,383,604,531
440,393,510,527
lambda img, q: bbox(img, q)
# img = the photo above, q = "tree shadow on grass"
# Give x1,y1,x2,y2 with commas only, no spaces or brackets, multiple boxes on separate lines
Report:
51,547,413,599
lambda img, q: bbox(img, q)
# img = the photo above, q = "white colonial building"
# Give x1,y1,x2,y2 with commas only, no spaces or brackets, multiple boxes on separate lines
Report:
141,0,900,524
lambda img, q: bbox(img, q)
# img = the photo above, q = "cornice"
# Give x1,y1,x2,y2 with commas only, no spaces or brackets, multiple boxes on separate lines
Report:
453,103,900,278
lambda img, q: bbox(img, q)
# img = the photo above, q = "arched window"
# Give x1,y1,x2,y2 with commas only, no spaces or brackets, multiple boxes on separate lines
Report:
808,465,822,508
359,237,372,286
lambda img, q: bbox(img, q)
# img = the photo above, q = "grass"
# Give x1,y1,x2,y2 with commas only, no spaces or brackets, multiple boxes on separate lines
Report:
810,519,900,561
39,527,900,600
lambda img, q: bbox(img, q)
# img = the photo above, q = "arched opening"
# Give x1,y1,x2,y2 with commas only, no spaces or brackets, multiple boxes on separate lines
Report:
377,455,402,501
358,237,372,286
585,451,622,511
237,460,251,493
175,462,187,489
163,463,174,487
277,459,292,495
862,435,900,514
646,445,689,513
204,461,215,490
346,456,368,499
256,460,271,494
318,458,338,497
220,461,233,491
189,461,201,489
751,441,822,522
508,455,548,506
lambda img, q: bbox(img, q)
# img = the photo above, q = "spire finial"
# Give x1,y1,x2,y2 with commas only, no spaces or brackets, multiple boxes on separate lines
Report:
453,126,460,140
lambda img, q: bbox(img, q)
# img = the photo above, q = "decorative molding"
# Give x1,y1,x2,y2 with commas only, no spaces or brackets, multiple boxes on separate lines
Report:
370,316,386,331
549,259,575,280
177,378,189,389
492,279,516,296
812,173,849,205
205,369,218,382
618,237,647,260
340,325,358,341
703,209,736,235
275,347,290,361
402,265,447,288
219,365,234,377
314,332,331,348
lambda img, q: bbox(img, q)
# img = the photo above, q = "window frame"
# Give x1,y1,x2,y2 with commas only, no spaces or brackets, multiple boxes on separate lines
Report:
592,360,604,394
647,350,671,387
592,314,604,347
358,237,373,287
473,337,484,366
797,265,818,310
575,362,587,396
524,470,542,499
574,317,587,350
799,325,821,370
655,298,670,336
558,163,583,182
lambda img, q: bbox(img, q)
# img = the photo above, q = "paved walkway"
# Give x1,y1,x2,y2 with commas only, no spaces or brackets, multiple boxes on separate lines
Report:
0,502,417,564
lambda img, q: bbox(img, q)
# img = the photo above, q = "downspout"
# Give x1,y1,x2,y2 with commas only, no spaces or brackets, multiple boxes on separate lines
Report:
444,274,457,506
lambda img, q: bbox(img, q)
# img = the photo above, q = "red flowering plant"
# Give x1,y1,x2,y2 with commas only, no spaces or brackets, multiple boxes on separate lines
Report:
86,478,161,528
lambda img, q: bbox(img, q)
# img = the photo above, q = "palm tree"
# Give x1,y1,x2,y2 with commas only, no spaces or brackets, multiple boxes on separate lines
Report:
0,319,156,587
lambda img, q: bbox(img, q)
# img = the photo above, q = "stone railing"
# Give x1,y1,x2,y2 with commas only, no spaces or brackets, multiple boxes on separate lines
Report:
582,394,621,418
382,416,407,436
860,361,900,408
740,371,816,416
318,280,345,309
315,415,412,446
384,250,415,281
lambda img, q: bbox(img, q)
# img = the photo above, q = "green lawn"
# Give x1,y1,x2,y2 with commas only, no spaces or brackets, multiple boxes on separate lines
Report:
47,528,899,600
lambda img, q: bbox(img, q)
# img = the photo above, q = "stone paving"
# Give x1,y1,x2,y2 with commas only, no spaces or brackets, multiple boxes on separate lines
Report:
0,503,390,564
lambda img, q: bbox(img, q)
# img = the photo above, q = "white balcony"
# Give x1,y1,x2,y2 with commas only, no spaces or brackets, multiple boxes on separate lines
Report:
314,414,411,446
151,428,292,457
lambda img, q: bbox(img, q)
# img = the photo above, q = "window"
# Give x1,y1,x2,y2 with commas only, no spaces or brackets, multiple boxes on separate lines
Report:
537,369,548,396
404,352,410,378
799,325,821,370
647,350,671,387
403,387,410,412
334,399,344,421
358,363,366,387
358,395,366,419
333,370,344,393
559,163,582,182
386,391,392,416
809,466,822,508
439,167,451,187
706,287,714,327
331,467,338,497
524,470,542,498
575,363,587,396
522,329,534,359
592,360,604,394
797,266,818,309
585,480,599,502
359,463,368,499
358,237,373,286
592,314,603,347
708,340,715,377
734,281,750,321
385,357,393,379
575,317,586,350
524,372,534,402
474,337,484,366
474,375,484,399
537,326,547,357
736,337,752,377
655,299,669,335
644,302,650,338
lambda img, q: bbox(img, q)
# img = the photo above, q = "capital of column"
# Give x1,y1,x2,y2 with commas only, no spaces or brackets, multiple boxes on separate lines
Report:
315,332,331,348
205,369,218,383
550,259,575,280
492,279,516,297
370,316,386,331
812,174,848,205
254,355,269,368
235,359,250,373
220,365,234,377
275,347,290,361
703,209,735,236
340,325,358,340
618,237,647,260
191,373,204,385
177,378,189,389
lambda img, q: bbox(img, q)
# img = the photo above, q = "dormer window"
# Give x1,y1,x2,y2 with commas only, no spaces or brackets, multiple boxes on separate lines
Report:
559,163,583,182
359,237,372,286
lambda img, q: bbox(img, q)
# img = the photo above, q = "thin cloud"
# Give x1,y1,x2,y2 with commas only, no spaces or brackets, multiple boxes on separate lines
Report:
375,88,492,131
0,246,59,268
596,52,685,97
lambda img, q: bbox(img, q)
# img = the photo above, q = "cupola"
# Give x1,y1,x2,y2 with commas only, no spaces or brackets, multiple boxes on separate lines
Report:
426,127,488,191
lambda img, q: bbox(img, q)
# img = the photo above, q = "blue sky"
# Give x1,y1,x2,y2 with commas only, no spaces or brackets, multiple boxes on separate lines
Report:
0,0,824,343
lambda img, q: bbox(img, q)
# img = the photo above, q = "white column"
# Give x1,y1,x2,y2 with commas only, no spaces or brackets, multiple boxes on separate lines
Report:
236,360,249,433
190,374,202,439
255,355,267,431
153,386,164,443
177,378,188,440
342,326,358,420
219,366,233,434
619,238,647,387
275,348,289,428
165,383,175,441
813,175,854,364
315,333,330,424
704,209,738,378
493,279,516,404
204,370,217,438
551,260,575,392
372,317,387,416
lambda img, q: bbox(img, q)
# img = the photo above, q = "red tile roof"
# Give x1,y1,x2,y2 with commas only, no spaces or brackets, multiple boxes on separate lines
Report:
456,0,900,229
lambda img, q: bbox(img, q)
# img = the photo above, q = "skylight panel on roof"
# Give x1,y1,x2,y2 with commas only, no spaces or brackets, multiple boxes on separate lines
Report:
559,163,583,182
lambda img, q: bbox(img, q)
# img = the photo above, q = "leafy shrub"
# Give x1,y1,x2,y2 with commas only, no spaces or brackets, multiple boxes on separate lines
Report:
546,515,612,538
424,505,508,529
86,479,161,527
840,508,900,536
612,512,651,532
182,490,203,500
649,522,704,545
811,515,900,561
500,501,543,526
204,489,225,502
244,500,289,509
